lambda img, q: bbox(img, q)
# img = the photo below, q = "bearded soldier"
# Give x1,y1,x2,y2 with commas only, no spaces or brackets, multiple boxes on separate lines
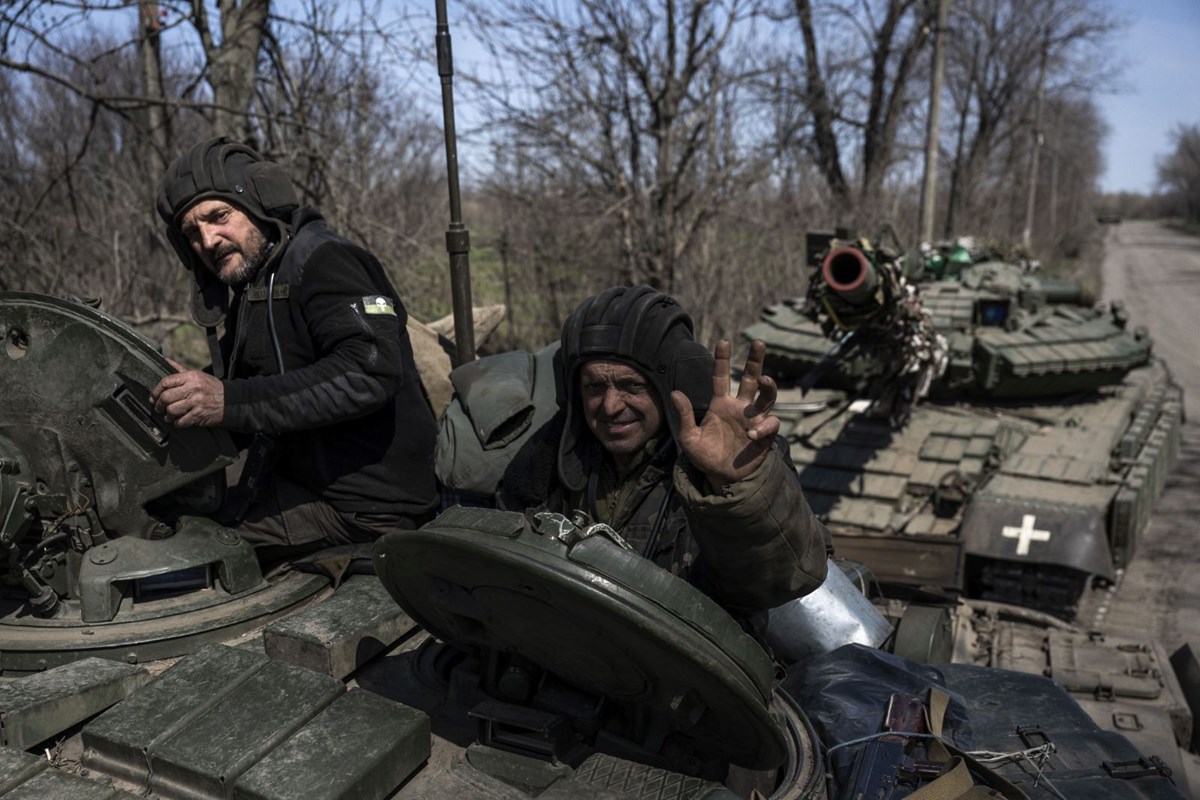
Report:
151,137,438,558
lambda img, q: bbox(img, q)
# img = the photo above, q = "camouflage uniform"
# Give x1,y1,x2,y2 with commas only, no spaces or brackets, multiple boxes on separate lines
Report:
497,287,828,614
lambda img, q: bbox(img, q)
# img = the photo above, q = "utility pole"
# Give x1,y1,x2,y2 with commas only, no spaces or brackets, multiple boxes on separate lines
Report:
1022,34,1048,251
137,0,170,178
918,0,950,244
1048,147,1059,242
435,0,476,364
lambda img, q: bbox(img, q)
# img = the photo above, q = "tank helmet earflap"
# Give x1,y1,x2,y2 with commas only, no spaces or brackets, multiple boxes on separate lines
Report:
556,285,714,491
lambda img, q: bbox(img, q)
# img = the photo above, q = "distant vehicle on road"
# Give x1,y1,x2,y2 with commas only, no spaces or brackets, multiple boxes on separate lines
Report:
1097,210,1123,224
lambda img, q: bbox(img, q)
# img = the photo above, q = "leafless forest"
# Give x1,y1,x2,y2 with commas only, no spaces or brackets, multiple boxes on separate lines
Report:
0,0,1135,356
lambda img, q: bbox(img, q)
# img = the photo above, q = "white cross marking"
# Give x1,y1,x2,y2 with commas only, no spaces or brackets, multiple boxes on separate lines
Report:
1001,514,1051,556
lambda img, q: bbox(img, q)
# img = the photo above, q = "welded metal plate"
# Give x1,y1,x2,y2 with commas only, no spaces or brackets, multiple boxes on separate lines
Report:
0,747,47,792
0,745,143,799
82,644,268,786
83,643,345,799
831,533,963,590
234,689,430,800
373,506,786,770
562,752,731,800
264,575,418,679
2,767,144,800
961,488,1114,579
145,660,344,799
81,644,433,800
0,658,149,749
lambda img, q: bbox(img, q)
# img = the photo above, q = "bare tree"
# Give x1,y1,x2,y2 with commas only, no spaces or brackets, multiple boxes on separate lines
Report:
194,0,269,142
0,0,449,332
1037,96,1107,254
1157,124,1200,226
470,0,771,305
0,1,281,327
0,0,1129,349
0,1,278,151
941,0,1121,244
773,0,933,225
137,1,171,179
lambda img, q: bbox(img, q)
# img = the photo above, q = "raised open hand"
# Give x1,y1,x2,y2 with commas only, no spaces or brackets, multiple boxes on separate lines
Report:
671,339,780,492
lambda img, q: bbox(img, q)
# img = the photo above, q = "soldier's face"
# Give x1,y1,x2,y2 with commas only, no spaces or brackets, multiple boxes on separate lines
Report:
579,360,663,470
180,199,270,286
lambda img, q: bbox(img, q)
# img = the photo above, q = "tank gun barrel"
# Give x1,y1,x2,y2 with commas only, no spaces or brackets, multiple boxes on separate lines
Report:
800,232,948,424
821,246,880,305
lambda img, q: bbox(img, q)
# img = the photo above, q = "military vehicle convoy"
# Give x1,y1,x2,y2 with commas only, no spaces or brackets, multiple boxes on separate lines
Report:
743,229,1183,621
0,289,1195,800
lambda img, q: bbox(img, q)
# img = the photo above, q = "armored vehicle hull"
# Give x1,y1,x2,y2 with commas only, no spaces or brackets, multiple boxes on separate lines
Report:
0,509,1193,800
743,272,1153,400
0,292,1191,799
768,360,1181,621
744,233,1182,621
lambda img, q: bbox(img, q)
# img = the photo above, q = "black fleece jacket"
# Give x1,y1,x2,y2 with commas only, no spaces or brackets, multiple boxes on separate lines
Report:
219,208,438,517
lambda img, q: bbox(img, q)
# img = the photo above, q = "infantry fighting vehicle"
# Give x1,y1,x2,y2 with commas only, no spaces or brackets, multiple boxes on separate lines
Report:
0,291,1194,799
743,229,1182,622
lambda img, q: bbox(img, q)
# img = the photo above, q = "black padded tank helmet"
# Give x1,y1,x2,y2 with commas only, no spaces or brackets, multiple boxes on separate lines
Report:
556,286,715,491
156,137,299,326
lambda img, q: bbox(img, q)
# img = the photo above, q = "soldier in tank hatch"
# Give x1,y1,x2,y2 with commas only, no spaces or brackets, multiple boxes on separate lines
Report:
496,286,830,616
150,136,438,558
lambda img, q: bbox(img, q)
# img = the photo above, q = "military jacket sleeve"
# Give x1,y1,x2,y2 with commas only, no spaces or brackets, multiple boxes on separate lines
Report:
673,443,828,612
221,242,405,433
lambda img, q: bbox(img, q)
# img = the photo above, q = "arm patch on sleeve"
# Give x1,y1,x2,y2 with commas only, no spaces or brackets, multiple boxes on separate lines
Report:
361,295,397,316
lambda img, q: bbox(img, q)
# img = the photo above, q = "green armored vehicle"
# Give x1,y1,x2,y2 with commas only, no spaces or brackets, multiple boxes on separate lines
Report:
0,291,1195,799
743,230,1182,621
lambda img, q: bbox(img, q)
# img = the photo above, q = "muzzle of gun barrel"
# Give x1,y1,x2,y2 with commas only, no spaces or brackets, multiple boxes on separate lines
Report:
822,247,880,305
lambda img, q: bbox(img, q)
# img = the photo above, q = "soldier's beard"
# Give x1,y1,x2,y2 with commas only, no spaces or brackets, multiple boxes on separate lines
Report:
214,228,272,287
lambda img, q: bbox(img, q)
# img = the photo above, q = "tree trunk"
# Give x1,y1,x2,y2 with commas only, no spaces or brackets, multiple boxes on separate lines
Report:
794,0,851,217
858,0,928,225
206,0,269,141
138,1,171,178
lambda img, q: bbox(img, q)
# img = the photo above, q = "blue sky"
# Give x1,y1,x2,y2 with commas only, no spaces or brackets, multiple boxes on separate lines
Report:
440,0,1199,196
1096,0,1200,193
59,0,1188,196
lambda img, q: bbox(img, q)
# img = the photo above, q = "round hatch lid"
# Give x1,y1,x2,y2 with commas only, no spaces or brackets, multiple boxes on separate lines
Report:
373,506,787,769
0,292,238,533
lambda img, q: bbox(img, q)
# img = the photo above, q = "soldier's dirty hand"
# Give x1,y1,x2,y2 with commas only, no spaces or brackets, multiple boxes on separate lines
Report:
671,339,779,492
150,366,225,428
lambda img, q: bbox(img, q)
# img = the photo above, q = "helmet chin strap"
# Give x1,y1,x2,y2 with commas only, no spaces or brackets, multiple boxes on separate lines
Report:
266,262,285,376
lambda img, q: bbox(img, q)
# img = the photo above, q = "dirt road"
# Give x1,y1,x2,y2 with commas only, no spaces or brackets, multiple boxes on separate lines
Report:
1076,220,1200,654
